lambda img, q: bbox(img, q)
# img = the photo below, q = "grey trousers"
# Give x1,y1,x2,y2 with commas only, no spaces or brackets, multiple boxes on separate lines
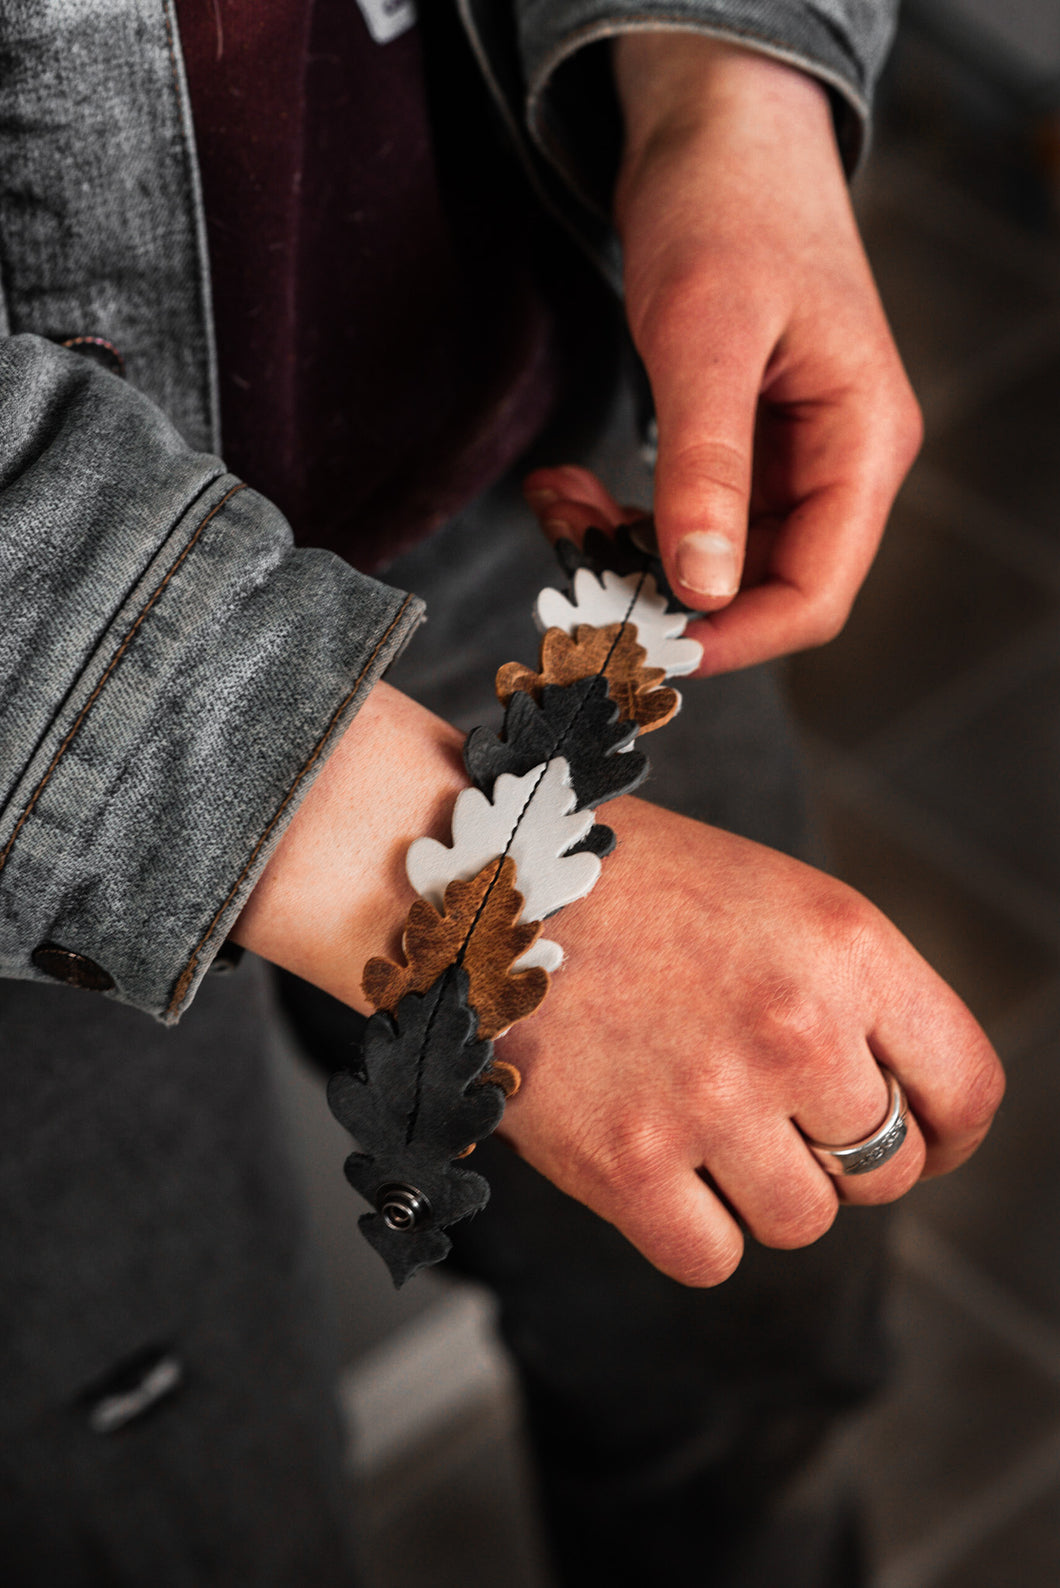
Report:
0,964,357,1586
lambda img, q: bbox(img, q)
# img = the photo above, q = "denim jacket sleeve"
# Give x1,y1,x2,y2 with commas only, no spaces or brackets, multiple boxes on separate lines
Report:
466,0,898,278
0,335,423,1024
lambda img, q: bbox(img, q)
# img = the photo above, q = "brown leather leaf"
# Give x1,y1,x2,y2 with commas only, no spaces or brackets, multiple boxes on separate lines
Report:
480,1059,522,1098
363,856,549,1040
496,622,679,735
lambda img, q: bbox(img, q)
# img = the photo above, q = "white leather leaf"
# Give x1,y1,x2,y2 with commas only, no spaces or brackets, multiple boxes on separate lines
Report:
513,936,564,974
406,757,601,923
535,568,702,677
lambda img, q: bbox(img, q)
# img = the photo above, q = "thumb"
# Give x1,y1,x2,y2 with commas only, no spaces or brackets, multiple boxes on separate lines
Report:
648,332,762,610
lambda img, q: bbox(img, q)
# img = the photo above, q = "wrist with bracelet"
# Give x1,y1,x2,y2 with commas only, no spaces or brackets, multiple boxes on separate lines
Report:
327,519,703,1285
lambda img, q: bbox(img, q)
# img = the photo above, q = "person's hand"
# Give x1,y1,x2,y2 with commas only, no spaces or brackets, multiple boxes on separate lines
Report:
236,685,1003,1288
525,35,922,676
497,794,1002,1285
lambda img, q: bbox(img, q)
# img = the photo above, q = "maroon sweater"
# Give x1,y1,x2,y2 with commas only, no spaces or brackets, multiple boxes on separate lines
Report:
176,0,560,570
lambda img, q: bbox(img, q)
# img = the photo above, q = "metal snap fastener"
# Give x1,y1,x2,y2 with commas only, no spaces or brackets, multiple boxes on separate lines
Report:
375,1183,432,1232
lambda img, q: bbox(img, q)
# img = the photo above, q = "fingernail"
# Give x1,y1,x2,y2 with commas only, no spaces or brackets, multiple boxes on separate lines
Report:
675,532,739,597
525,488,559,508
544,517,574,538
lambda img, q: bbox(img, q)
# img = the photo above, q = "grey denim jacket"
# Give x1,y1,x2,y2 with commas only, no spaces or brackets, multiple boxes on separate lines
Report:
0,0,896,1025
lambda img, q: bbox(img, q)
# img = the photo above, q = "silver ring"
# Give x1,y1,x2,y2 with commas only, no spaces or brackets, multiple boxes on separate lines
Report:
805,1068,909,1176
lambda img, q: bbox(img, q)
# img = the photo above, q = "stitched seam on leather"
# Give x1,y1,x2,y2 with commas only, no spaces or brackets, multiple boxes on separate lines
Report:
0,482,247,880
166,592,419,1018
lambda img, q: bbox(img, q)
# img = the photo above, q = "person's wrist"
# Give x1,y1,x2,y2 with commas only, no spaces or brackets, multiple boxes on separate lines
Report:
613,32,835,189
232,682,467,1010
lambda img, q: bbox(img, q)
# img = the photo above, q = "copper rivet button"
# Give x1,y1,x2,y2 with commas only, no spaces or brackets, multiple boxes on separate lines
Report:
31,943,115,992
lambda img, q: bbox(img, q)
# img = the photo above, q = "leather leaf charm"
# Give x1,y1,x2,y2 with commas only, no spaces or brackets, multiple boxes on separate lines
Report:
327,968,506,1286
497,623,680,734
536,568,701,677
337,529,693,1285
407,755,601,924
554,520,699,616
464,674,649,813
363,855,549,1039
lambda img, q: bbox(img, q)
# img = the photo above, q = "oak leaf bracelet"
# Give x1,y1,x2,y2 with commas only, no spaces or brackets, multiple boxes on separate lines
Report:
326,522,704,1285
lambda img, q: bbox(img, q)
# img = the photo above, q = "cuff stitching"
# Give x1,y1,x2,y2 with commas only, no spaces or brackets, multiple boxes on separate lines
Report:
0,482,247,884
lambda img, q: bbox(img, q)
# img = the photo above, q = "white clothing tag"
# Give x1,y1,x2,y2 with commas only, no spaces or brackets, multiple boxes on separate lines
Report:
354,0,417,46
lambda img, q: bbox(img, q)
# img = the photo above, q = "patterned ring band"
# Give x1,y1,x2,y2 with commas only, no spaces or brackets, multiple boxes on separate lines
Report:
805,1067,909,1177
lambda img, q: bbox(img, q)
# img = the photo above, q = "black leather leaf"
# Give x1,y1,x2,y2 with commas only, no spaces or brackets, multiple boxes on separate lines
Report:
327,967,505,1286
553,519,698,615
464,674,649,812
565,821,617,859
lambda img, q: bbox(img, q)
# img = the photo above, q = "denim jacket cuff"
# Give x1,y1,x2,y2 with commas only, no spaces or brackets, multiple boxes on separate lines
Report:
0,342,424,1024
518,1,899,220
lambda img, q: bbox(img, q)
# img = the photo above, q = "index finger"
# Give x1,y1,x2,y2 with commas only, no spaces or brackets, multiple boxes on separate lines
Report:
687,385,914,674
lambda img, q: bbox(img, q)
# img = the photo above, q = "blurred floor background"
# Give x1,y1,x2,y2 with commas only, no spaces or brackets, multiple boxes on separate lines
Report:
273,4,1060,1584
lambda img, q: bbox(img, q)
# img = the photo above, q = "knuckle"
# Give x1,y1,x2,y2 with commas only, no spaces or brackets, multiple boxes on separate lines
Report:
630,266,720,356
666,435,749,497
898,390,925,461
749,974,834,1061
670,1230,745,1289
659,435,751,540
951,1053,1006,1136
758,1185,838,1249
849,1134,926,1205
593,1116,676,1195
885,377,924,468
630,277,692,362
814,882,880,967
631,1190,745,1288
859,360,923,480
801,587,851,647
